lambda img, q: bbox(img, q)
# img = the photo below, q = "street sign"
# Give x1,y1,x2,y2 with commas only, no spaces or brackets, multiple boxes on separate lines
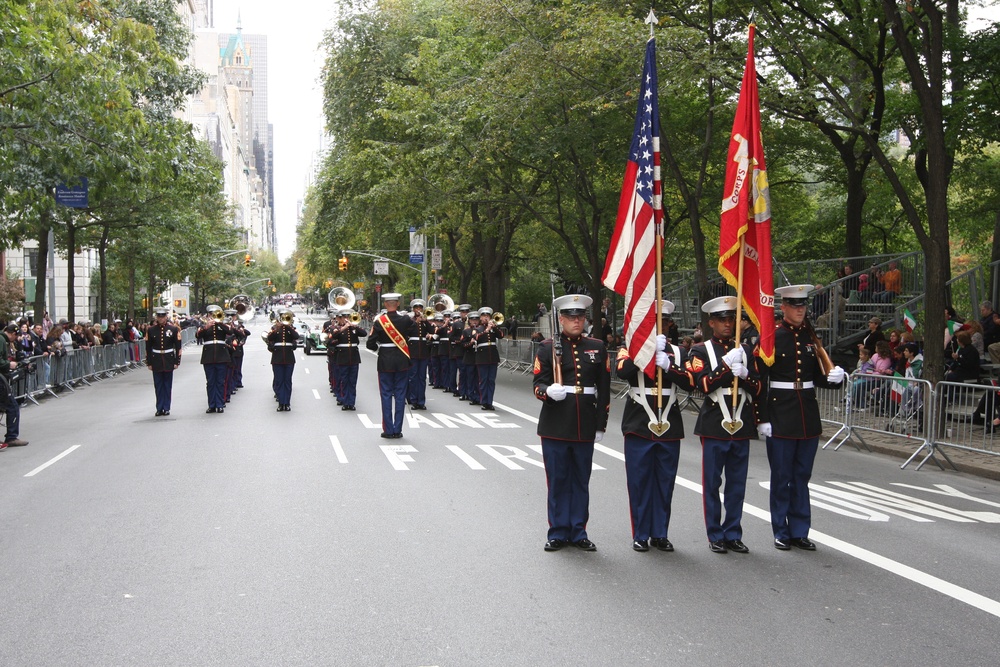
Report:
179,281,193,287
353,282,365,289
55,178,89,208
431,248,442,270
374,261,389,275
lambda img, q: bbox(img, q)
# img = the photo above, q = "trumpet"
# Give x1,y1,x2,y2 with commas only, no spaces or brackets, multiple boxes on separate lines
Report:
208,306,225,323
492,312,504,325
279,311,295,326
349,311,362,324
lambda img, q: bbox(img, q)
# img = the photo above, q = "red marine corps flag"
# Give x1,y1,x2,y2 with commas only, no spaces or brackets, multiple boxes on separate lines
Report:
718,24,775,365
602,23,662,377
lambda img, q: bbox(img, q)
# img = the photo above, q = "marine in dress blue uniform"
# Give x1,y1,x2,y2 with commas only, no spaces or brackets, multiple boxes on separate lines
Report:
533,294,611,552
197,306,232,413
321,309,340,399
686,296,763,554
331,308,367,411
366,293,417,438
616,300,694,552
447,307,467,395
223,309,241,403
433,311,453,390
759,284,846,551
406,299,432,410
145,306,181,416
473,307,504,410
227,311,247,391
267,309,300,412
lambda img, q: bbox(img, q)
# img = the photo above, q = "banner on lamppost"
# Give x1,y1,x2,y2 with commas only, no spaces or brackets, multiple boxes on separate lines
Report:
55,178,89,208
409,226,424,263
374,261,389,275
431,248,442,270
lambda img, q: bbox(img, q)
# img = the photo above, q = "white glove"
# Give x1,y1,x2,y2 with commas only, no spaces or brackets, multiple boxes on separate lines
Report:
656,334,667,352
546,383,568,401
722,347,745,367
432,334,439,340
593,431,604,443
826,365,846,384
655,350,671,371
730,361,748,380
757,422,772,438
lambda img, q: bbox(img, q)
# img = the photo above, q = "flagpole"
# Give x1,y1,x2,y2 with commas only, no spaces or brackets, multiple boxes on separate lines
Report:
647,7,664,419
732,237,746,415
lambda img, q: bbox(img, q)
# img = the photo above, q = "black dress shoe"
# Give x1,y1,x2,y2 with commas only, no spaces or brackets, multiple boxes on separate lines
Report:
380,432,393,439
347,406,356,411
206,407,216,414
632,539,649,552
481,405,495,411
544,539,566,552
277,405,284,412
709,540,728,554
392,433,403,439
164,411,170,416
155,410,164,417
725,539,750,553
651,538,674,552
774,538,791,551
336,400,343,405
574,539,597,551
469,401,480,406
790,537,816,551
217,407,224,413
341,405,351,411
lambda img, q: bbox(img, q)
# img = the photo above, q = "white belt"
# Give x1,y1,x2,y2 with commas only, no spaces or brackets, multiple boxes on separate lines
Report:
408,337,423,341
637,387,672,396
770,381,814,390
476,342,496,349
379,343,399,348
272,342,295,347
569,386,597,395
336,344,354,348
151,349,176,354
202,340,224,345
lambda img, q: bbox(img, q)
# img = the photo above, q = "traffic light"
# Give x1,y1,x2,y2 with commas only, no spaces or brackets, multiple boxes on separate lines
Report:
338,257,348,272
244,253,252,267
267,279,272,286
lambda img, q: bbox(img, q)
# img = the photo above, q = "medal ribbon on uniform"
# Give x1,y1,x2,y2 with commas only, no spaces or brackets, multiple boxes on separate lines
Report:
378,313,410,358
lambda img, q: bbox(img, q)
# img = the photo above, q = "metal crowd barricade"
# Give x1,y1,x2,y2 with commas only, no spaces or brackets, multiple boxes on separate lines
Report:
931,380,998,463
817,381,851,450
841,371,945,470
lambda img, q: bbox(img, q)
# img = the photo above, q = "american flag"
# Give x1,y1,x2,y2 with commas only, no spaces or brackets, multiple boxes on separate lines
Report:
602,37,663,377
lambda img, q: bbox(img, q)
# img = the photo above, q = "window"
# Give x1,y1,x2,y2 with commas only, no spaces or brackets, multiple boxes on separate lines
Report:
23,248,38,278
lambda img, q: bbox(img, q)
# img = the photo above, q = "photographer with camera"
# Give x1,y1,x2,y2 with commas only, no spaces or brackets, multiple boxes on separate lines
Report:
1,323,30,449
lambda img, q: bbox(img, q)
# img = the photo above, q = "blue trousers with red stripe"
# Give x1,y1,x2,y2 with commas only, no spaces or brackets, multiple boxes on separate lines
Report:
701,437,749,542
541,437,594,542
624,435,680,542
766,435,819,541
378,370,408,435
407,358,428,405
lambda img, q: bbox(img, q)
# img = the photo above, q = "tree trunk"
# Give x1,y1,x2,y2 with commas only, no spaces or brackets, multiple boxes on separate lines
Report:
843,157,869,259
33,208,51,323
990,209,1000,303
147,258,156,321
98,224,110,322
127,262,136,321
66,221,76,322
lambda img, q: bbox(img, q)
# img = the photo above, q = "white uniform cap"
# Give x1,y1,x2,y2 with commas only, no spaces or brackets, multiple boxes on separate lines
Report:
382,292,402,301
478,307,494,316
458,304,472,312
553,294,593,314
659,300,675,316
775,284,812,305
702,296,738,316
410,299,426,308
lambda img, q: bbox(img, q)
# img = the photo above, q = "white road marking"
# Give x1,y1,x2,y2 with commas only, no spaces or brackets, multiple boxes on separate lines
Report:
24,445,81,477
329,435,348,463
312,389,321,400
447,445,485,470
381,444,417,470
494,401,538,423
304,367,310,374
590,442,1000,617
478,444,545,470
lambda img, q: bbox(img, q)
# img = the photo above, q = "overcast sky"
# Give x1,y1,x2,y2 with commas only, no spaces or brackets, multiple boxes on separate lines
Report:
210,2,998,264
213,1,339,263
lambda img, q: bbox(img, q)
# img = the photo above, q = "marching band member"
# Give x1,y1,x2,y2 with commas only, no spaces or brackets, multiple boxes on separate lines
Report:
461,308,479,403
406,298,432,410
474,307,504,410
434,310,453,390
145,306,181,417
533,294,611,552
686,296,763,554
228,309,247,391
267,308,299,412
427,312,444,388
366,293,417,438
197,305,232,414
321,307,339,396
616,300,693,552
760,285,846,551
332,308,367,411
447,306,468,396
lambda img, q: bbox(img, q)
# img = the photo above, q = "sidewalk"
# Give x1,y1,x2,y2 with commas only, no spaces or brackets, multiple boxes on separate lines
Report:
828,426,1000,481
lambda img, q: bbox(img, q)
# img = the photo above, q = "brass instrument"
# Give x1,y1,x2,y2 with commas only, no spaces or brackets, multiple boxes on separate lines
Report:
328,286,355,309
280,310,295,326
492,312,505,325
230,294,255,321
349,311,362,324
209,306,225,323
428,293,455,312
